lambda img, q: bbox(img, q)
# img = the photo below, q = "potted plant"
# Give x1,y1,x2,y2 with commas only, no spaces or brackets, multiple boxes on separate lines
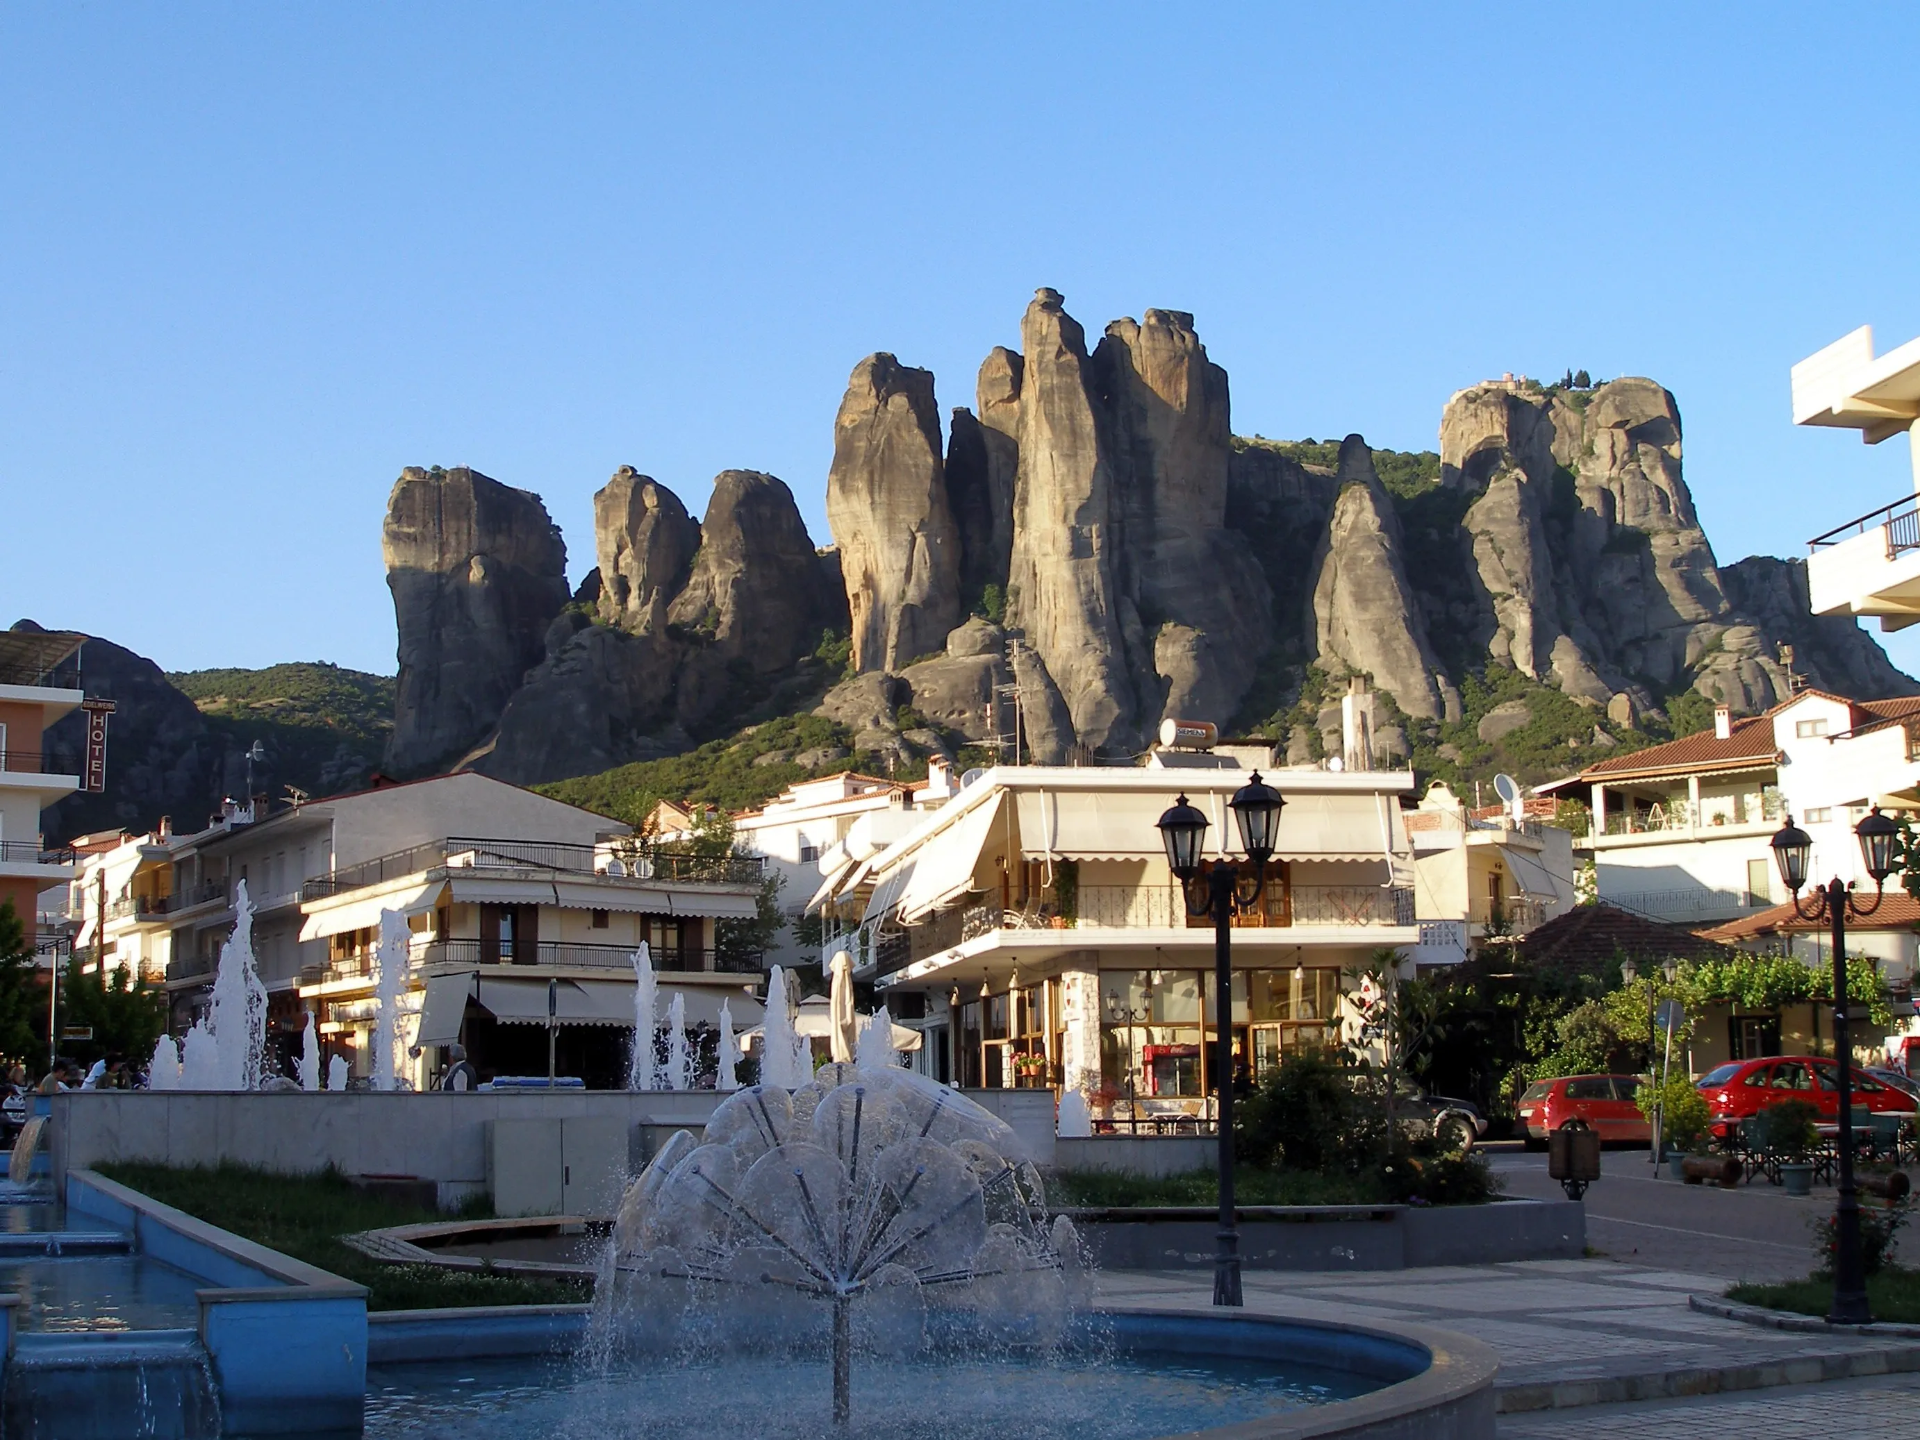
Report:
1637,1072,1710,1179
1761,1099,1822,1196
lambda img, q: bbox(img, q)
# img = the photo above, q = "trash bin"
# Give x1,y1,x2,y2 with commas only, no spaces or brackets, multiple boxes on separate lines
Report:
1548,1123,1601,1200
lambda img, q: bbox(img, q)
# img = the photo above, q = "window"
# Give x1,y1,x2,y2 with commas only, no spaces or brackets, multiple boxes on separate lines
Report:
1564,1078,1613,1100
1699,1063,1743,1088
1771,1062,1811,1091
1746,859,1771,907
1795,718,1829,738
1804,807,1832,823
591,908,609,929
799,842,820,864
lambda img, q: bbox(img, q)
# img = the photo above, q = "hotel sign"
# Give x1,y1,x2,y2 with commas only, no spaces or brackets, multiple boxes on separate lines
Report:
81,698,116,793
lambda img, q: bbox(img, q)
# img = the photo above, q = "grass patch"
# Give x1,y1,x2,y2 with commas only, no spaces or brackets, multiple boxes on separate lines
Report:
96,1162,589,1312
1050,1167,1391,1208
1727,1266,1920,1324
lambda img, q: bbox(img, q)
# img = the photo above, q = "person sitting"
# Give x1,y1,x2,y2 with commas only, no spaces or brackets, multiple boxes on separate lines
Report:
439,1044,479,1092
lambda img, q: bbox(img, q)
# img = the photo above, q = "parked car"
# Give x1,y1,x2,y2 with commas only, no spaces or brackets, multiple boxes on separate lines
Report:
1694,1055,1919,1138
1516,1074,1652,1147
1391,1085,1489,1152
1866,1066,1920,1102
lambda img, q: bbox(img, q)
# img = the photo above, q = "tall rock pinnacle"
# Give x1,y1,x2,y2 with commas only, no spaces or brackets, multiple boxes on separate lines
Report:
593,468,699,634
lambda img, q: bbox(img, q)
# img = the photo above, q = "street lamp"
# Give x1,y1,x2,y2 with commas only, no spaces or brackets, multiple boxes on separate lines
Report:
1771,807,1899,1325
1157,774,1285,1308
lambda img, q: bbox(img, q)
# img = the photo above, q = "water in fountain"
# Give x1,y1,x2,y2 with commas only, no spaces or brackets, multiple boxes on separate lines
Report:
855,1007,898,1072
628,943,658,1091
716,1001,741,1091
370,910,409,1092
600,1063,1088,1429
297,1012,320,1092
176,881,267,1090
147,1035,181,1091
327,1055,349,1092
664,992,690,1091
761,966,808,1088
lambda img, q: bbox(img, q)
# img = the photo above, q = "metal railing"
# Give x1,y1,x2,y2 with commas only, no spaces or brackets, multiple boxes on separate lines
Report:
1604,886,1768,922
339,938,764,977
876,884,1417,976
1810,494,1920,554
0,750,75,776
0,659,82,690
0,840,71,866
302,835,764,900
167,953,215,983
1597,792,1784,837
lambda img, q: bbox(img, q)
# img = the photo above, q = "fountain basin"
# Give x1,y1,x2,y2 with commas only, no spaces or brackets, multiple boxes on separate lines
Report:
359,1309,1496,1439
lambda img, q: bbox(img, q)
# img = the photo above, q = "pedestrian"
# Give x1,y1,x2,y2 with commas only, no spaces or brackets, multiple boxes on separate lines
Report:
439,1043,479,1092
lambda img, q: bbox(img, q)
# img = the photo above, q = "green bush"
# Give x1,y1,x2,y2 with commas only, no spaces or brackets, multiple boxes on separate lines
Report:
1759,1099,1821,1160
1377,1147,1500,1206
1813,1199,1912,1277
1636,1071,1710,1151
1235,1049,1381,1173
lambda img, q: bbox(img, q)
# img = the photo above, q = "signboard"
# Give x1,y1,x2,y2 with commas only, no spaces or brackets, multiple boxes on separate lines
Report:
1655,999,1686,1036
81,699,116,794
61,1026,94,1041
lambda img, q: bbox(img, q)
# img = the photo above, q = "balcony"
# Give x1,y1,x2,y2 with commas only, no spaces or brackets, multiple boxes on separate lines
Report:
875,884,1416,977
0,658,82,690
0,750,76,778
1807,494,1920,628
1602,886,1769,923
0,839,73,868
1595,792,1784,839
167,953,215,984
301,836,765,901
326,938,763,981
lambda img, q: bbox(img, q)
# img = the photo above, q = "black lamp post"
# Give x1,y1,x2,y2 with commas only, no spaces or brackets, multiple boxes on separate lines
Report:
1157,774,1285,1308
1771,805,1899,1326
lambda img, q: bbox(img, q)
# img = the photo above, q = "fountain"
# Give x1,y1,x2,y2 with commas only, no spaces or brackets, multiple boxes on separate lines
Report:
297,1012,320,1092
760,966,809,1088
603,1063,1086,1429
716,1000,741,1091
628,943,659,1091
146,1034,182,1091
855,1006,898,1072
175,881,267,1090
326,1055,349,1092
370,910,408,1092
664,993,690,1093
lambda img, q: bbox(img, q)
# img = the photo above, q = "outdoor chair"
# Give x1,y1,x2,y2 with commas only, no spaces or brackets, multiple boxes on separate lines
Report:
1733,1115,1781,1185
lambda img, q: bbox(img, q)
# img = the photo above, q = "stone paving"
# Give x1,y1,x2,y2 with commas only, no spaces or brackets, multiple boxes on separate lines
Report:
1095,1258,1920,1414
1496,1370,1920,1436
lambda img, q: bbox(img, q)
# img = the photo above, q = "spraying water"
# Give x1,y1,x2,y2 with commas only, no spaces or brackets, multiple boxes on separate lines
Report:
716,1000,741,1091
761,966,798,1088
326,1055,349,1093
297,1013,320,1092
628,943,659,1091
176,881,267,1090
146,1035,181,1091
665,992,690,1092
371,909,409,1092
855,1005,898,1071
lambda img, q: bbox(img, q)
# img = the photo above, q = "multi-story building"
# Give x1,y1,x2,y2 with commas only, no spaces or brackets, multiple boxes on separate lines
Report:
72,771,768,1087
1540,690,1920,925
68,823,178,986
1405,783,1575,959
732,762,956,971
1794,326,1920,629
816,745,1418,1127
0,630,86,968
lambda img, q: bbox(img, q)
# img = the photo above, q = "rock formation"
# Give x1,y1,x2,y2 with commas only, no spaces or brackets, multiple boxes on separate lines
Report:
944,348,1022,604
1720,557,1920,701
1309,438,1448,720
593,468,699,634
826,356,962,672
383,466,569,775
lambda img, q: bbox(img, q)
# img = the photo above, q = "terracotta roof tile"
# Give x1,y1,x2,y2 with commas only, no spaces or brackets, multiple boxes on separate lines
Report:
1518,903,1737,978
1578,716,1778,780
1699,892,1920,943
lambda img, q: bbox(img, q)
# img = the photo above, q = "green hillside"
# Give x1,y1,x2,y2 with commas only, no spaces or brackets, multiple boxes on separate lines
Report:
168,661,395,799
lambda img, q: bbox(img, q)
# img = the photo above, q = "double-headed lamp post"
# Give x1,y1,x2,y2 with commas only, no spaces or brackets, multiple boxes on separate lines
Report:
1157,774,1286,1309
1770,805,1900,1326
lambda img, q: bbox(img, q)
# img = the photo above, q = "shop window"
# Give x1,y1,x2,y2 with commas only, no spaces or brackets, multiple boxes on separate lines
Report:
591,908,610,930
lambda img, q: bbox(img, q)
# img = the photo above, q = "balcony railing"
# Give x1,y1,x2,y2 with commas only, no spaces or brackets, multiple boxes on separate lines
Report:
1604,887,1769,922
0,659,82,690
1597,792,1784,837
0,840,71,866
875,884,1417,976
167,953,215,983
302,836,764,900
0,750,75,777
328,938,764,979
1810,494,1920,556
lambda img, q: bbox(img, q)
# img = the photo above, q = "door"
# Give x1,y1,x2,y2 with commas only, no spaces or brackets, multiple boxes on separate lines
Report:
1609,1077,1653,1142
560,1116,628,1217
489,1118,563,1217
1769,1060,1830,1118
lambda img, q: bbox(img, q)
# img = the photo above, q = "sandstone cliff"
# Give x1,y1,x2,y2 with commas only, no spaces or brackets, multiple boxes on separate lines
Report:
383,466,570,774
593,468,698,634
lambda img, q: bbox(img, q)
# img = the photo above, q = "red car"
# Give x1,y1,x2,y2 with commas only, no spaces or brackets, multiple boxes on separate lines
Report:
1695,1055,1919,1138
1517,1074,1653,1146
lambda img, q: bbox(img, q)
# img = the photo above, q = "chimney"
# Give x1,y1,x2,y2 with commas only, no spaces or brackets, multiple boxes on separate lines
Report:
1714,705,1732,741
157,816,172,840
1341,677,1374,772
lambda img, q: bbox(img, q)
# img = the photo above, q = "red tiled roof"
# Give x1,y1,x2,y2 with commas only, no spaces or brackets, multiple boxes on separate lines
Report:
1577,715,1778,780
1699,892,1920,943
1519,903,1738,978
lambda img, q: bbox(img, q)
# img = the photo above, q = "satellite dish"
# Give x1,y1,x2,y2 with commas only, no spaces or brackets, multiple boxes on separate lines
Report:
960,768,986,790
1326,756,1344,772
1493,773,1524,821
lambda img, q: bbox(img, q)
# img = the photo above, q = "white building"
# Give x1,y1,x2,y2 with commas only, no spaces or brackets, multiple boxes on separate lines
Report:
816,746,1418,1126
0,631,85,964
1405,782,1576,959
1540,691,1920,926
1794,326,1920,629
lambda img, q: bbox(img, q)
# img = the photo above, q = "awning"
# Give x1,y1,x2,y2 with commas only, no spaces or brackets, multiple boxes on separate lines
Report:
862,860,916,927
1273,793,1406,863
804,854,858,916
898,795,1002,924
1014,790,1168,861
472,976,764,1029
415,972,477,1047
1499,845,1562,901
298,880,444,942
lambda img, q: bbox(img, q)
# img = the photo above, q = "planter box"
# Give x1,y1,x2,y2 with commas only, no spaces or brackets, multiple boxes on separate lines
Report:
1067,1198,1583,1272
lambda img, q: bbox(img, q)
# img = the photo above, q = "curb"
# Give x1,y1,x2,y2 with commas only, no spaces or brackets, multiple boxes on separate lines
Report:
1689,1292,1920,1338
1495,1334,1920,1413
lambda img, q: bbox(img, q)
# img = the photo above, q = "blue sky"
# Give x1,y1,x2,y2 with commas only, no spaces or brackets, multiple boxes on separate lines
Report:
5,6,1918,678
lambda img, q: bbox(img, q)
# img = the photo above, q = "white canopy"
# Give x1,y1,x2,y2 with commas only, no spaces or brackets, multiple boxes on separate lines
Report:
298,880,444,942
471,975,763,1029
896,794,1002,924
414,972,476,1047
1009,787,1398,864
803,853,859,916
861,860,916,927
744,995,922,1051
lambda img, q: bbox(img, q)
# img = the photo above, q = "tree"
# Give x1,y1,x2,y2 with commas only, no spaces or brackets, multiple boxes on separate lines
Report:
0,901,47,1074
1573,369,1592,389
55,955,165,1072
